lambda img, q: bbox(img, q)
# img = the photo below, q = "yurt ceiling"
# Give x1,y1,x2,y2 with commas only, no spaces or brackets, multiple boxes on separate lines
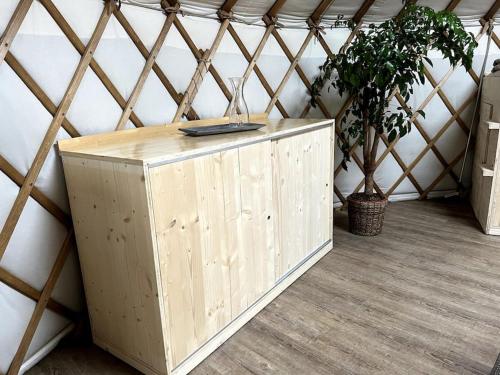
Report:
0,0,499,373
122,0,500,26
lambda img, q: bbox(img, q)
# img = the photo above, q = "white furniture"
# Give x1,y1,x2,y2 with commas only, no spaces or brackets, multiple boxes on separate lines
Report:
58,116,335,374
471,71,500,234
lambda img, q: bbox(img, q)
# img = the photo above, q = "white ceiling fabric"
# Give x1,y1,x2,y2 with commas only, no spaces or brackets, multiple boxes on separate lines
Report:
124,0,499,27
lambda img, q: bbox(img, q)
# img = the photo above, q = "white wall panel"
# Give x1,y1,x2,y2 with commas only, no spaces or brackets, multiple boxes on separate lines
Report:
0,63,53,176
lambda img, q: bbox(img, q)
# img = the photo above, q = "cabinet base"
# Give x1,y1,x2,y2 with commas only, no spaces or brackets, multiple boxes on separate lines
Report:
486,227,500,235
173,240,332,375
94,337,163,375
94,240,332,375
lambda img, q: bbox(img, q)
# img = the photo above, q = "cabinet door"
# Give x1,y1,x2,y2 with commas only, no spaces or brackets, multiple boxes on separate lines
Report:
148,141,274,368
273,126,333,279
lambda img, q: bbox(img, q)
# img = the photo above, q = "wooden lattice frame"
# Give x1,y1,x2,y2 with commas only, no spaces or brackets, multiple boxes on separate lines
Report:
0,0,498,373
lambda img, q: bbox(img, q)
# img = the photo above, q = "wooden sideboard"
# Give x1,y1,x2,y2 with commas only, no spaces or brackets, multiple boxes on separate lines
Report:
58,115,335,374
471,72,500,234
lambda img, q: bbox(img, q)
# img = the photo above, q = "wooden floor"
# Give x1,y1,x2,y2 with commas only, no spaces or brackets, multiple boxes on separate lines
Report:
28,199,500,375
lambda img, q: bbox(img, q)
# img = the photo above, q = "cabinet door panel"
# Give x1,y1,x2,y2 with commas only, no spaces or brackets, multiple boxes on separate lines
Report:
273,126,332,279
149,141,273,368
236,142,275,312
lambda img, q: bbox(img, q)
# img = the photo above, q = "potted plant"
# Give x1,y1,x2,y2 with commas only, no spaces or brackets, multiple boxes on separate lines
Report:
311,3,477,236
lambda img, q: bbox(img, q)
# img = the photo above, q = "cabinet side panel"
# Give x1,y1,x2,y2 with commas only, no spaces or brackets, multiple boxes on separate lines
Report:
486,76,500,230
273,127,332,278
471,102,493,231
62,157,168,374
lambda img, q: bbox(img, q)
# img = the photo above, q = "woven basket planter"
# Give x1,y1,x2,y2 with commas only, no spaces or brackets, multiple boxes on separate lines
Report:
347,193,388,236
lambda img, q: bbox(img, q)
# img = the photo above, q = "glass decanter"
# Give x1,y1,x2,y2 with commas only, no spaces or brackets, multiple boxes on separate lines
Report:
227,77,250,126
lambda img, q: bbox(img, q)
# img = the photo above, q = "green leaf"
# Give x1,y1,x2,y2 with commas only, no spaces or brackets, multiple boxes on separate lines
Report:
308,3,476,174
388,130,397,143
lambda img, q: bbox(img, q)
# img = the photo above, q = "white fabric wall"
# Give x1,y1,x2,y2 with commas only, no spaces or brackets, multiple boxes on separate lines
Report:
0,0,499,372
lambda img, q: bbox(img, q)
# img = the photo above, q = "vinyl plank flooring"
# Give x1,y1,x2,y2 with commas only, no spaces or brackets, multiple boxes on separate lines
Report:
28,199,500,375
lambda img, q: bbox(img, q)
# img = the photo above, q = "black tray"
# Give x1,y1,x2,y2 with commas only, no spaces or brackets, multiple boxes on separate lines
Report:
179,123,265,136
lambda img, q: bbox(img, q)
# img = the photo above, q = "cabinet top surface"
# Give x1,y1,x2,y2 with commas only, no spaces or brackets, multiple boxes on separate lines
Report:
58,117,334,166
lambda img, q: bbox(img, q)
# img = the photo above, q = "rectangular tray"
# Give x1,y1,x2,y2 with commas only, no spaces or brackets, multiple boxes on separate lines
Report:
179,123,265,136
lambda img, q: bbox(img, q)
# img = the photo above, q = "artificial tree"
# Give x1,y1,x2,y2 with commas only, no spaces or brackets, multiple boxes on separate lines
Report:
311,3,477,197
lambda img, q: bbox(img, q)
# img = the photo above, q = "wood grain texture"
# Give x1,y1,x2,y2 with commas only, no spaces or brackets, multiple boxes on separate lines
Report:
29,199,500,375
58,117,333,166
149,141,275,367
61,157,168,374
3,0,492,372
60,118,334,375
273,127,332,278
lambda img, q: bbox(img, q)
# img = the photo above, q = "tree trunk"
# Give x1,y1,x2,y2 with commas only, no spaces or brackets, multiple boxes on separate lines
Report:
364,129,380,196
362,109,371,195
365,170,375,195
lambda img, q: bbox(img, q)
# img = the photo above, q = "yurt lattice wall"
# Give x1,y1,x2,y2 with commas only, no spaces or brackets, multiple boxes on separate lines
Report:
0,0,499,373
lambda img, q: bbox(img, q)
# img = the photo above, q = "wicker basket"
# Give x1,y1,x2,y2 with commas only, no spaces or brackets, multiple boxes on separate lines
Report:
347,193,388,236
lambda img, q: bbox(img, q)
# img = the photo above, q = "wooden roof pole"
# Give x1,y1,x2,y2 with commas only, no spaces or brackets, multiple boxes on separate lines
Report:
445,0,462,11
483,0,500,21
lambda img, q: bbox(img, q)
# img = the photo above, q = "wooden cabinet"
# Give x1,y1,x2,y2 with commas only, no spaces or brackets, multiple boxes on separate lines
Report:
59,116,334,374
471,72,500,234
148,142,275,366
273,127,333,279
